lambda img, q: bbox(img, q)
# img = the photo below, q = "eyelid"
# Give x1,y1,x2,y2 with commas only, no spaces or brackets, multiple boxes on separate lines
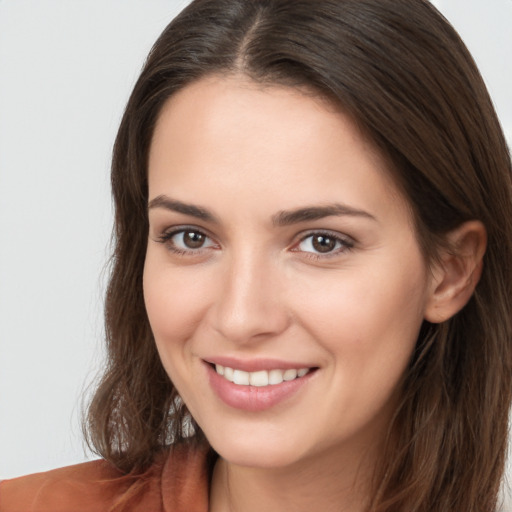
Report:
290,229,355,257
155,225,219,254
153,225,354,259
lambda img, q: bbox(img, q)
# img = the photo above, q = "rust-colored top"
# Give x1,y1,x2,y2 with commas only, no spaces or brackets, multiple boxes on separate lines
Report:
0,443,210,512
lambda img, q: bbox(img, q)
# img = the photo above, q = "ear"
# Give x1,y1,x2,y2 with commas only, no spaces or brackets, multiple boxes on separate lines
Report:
424,221,487,324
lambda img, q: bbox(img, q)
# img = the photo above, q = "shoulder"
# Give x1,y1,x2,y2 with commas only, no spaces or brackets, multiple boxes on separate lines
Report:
0,442,210,512
160,442,211,511
0,457,163,512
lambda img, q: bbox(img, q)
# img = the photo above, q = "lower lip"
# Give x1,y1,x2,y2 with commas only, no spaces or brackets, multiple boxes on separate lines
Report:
206,363,315,412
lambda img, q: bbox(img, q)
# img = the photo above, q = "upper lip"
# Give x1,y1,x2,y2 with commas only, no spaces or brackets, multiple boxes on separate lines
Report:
204,356,316,372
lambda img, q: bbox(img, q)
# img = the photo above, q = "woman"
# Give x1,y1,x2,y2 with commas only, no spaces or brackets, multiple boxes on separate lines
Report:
2,0,511,511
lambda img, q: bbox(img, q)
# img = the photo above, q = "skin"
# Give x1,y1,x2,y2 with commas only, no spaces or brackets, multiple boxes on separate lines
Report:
143,76,484,511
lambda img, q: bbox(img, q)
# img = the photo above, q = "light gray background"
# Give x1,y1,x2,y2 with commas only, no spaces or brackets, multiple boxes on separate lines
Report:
1,0,511,505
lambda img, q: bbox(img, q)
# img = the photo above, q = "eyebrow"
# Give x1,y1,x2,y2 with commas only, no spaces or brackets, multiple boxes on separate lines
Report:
148,195,376,226
148,195,219,223
272,204,376,226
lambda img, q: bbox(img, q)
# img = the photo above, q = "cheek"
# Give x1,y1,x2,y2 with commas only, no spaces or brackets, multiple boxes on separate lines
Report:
292,264,427,438
142,252,213,351
293,257,428,378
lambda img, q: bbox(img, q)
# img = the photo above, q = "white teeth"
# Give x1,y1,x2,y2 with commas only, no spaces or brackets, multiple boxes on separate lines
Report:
223,366,234,382
233,369,250,385
214,365,311,387
249,370,269,387
283,369,298,381
268,369,284,385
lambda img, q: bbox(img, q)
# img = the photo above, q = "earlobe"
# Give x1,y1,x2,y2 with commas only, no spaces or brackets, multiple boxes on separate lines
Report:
424,221,487,324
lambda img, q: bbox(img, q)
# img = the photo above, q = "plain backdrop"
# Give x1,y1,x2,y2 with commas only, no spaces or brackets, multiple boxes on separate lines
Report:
1,0,511,505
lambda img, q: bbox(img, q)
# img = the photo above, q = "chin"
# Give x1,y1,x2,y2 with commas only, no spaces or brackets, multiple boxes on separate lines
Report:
205,429,308,469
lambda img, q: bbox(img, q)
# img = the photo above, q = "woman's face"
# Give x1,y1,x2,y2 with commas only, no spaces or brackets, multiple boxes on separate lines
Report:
144,76,435,469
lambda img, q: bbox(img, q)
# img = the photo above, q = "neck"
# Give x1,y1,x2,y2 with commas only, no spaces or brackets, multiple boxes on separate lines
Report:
209,442,378,512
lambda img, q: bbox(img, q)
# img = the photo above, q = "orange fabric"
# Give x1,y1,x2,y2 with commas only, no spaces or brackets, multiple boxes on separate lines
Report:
0,443,209,512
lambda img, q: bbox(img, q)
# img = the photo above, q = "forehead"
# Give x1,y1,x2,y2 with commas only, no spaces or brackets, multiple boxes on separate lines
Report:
150,75,376,165
148,76,409,223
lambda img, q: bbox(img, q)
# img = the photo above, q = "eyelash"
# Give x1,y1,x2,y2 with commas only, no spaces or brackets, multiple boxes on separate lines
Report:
292,230,355,260
156,227,218,256
155,227,355,259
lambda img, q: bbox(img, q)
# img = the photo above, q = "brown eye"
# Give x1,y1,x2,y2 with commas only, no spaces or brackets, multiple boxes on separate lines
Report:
311,235,337,253
183,231,206,249
296,232,352,256
158,228,216,253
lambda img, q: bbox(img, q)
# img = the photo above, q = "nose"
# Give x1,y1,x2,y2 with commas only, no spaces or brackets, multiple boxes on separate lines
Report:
210,250,291,344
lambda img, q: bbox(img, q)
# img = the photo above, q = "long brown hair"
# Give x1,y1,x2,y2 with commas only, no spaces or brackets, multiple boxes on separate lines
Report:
85,1,512,510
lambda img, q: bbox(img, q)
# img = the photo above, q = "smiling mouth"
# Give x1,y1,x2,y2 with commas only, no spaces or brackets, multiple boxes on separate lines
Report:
213,364,314,387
